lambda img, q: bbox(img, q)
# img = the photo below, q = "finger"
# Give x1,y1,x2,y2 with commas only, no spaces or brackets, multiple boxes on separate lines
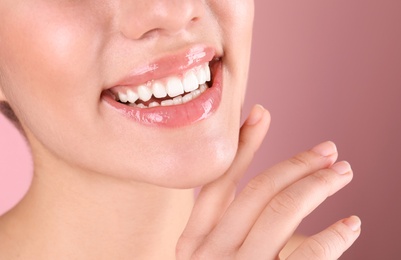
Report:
286,216,361,260
195,141,338,256
190,105,270,231
237,161,353,259
176,105,270,258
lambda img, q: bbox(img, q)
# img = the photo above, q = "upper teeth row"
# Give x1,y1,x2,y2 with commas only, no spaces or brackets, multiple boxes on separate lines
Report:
116,62,211,104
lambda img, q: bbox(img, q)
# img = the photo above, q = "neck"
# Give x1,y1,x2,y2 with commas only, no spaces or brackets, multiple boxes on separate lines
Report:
0,158,194,259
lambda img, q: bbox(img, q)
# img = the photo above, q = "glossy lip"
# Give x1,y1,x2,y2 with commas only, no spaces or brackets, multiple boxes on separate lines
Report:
101,46,223,127
112,45,216,87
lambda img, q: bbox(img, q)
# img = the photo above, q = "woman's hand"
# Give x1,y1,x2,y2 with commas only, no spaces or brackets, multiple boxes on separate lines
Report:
176,105,361,260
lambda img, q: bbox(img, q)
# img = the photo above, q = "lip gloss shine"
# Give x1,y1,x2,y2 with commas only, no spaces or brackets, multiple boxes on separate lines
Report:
102,46,222,127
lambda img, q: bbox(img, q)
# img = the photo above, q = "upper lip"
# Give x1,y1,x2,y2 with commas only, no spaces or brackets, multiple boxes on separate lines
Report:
109,45,221,89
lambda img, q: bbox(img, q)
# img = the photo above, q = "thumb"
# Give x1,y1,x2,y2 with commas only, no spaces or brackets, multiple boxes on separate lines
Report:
177,105,271,256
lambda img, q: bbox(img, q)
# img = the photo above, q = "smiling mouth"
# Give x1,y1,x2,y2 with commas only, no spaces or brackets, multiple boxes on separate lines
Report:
108,58,219,108
101,45,223,127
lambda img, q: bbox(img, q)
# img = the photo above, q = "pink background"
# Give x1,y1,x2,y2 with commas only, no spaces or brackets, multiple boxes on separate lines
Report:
1,0,400,258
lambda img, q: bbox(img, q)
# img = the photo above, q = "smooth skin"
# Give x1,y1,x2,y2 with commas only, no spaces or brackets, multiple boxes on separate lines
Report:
0,0,360,259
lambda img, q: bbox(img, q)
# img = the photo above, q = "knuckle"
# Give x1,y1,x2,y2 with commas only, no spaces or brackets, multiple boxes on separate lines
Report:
328,226,350,246
238,136,256,156
307,237,332,259
303,226,351,260
310,170,331,188
288,153,311,169
268,190,300,215
243,172,277,195
308,170,336,198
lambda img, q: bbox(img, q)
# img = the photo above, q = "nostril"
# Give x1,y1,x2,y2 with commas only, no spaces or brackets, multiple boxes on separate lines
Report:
136,28,163,40
191,17,200,23
118,1,205,41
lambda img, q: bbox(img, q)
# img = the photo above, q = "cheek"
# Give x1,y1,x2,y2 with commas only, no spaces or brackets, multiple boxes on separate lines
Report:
208,0,254,37
0,3,112,169
208,0,254,101
0,2,106,136
0,2,104,104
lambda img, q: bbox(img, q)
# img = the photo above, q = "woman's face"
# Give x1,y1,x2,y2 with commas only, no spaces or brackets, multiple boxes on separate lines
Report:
0,0,254,188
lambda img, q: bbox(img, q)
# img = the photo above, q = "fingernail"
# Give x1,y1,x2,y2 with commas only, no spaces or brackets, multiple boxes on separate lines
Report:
311,141,337,157
343,216,361,232
245,104,265,126
331,161,351,175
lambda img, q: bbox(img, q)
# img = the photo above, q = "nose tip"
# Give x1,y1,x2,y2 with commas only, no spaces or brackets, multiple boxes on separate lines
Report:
119,1,204,40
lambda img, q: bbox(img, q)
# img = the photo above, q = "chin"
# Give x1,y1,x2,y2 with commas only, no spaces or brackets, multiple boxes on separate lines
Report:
139,141,238,189
140,105,240,189
97,111,240,189
90,139,238,189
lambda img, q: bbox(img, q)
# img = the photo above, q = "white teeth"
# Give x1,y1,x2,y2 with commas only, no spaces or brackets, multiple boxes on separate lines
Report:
149,101,160,108
152,81,167,98
118,92,128,103
115,62,212,107
200,84,207,93
204,63,211,81
166,77,184,98
195,67,207,85
138,85,152,102
173,96,183,105
127,90,139,103
192,89,201,98
183,70,199,93
161,100,174,106
150,88,204,108
182,93,193,103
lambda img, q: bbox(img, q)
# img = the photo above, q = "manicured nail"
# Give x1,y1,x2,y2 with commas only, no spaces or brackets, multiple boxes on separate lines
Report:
331,161,351,175
311,141,337,157
343,216,361,232
245,104,265,126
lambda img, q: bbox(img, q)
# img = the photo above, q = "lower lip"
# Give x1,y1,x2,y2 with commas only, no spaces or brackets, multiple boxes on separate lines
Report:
102,61,222,127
